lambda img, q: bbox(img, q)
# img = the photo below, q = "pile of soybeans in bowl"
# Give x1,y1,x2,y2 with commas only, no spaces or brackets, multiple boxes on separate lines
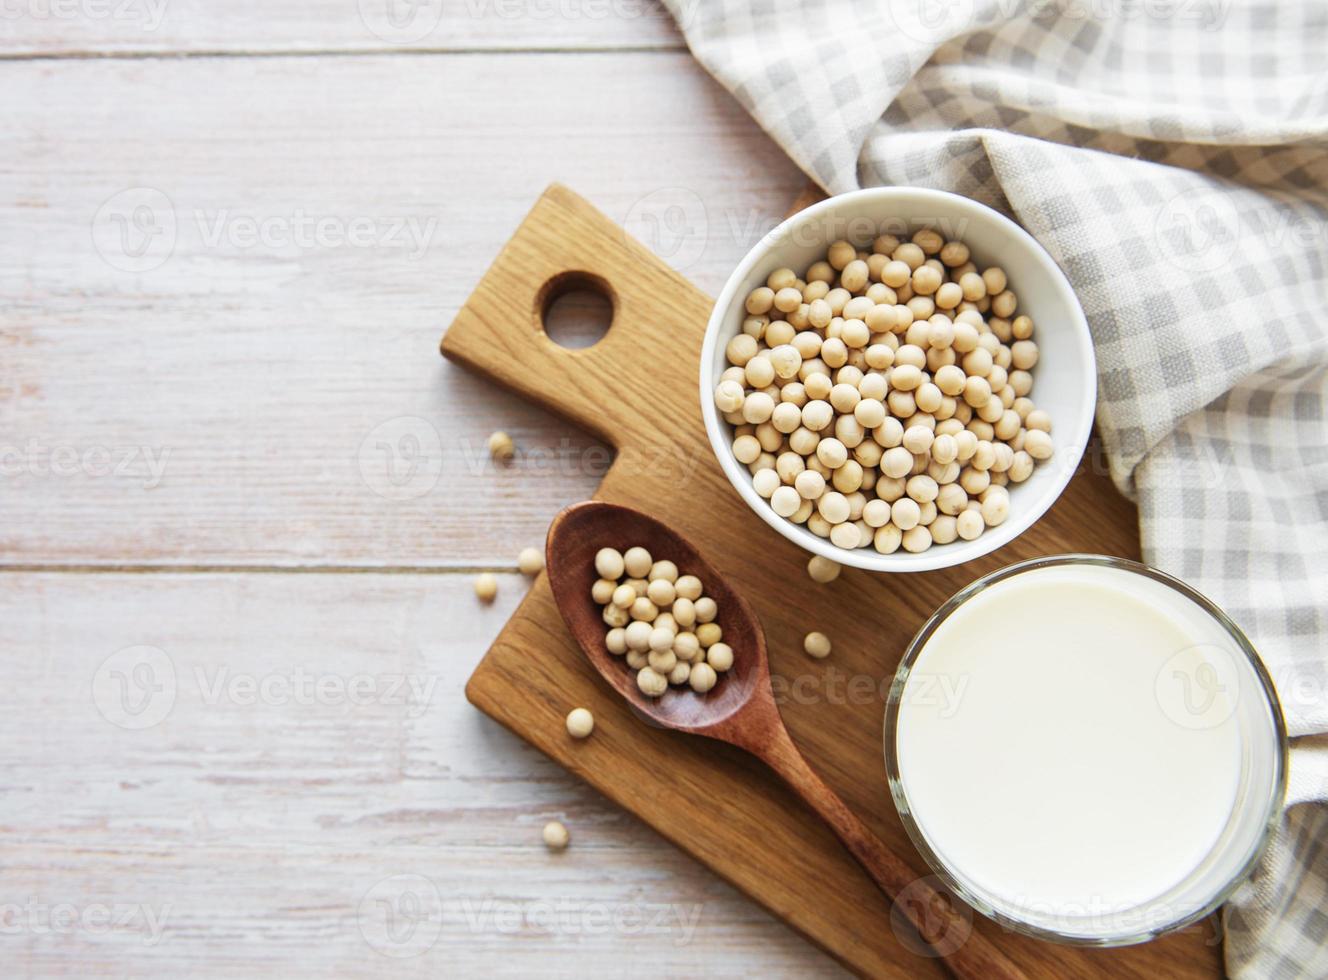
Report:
712,228,1054,555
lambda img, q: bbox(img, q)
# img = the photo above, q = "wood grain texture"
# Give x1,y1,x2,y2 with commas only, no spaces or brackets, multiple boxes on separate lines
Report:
0,51,805,568
0,570,843,977
2,25,842,974
445,185,1226,979
545,500,1023,979
0,0,683,55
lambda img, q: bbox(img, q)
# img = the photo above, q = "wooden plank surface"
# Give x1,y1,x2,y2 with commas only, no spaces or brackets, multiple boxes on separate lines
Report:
1,9,848,972
0,0,683,55
0,51,805,567
0,570,839,976
447,185,1226,978
0,4,1230,975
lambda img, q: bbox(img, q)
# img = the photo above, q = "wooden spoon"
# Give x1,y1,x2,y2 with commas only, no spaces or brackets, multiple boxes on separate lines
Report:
545,500,1026,980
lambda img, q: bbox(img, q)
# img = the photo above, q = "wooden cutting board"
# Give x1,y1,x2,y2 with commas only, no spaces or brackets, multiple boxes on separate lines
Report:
441,184,1224,979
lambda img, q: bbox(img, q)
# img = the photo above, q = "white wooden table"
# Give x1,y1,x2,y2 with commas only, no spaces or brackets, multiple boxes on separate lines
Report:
0,3,851,975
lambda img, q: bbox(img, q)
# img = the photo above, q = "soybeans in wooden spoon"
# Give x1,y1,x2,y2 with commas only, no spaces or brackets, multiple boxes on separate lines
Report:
544,500,1024,980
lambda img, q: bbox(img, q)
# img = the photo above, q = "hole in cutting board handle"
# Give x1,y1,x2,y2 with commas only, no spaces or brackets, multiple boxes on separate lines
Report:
539,271,615,350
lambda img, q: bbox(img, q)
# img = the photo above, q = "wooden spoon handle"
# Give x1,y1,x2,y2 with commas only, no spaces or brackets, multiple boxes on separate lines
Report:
756,729,1026,980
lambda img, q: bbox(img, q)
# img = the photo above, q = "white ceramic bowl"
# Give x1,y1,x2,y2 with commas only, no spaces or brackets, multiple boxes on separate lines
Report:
700,187,1097,572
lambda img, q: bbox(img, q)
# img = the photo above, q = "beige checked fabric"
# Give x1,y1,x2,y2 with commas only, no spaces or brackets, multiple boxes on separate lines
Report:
662,0,1328,974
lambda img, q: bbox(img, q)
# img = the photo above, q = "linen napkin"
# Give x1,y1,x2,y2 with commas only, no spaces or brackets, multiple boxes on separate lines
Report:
661,0,1328,973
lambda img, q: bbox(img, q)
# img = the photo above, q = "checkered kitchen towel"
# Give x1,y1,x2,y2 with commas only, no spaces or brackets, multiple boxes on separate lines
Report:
661,0,1328,973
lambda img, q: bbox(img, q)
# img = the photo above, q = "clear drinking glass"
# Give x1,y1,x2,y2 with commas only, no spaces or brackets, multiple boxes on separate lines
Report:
883,554,1288,945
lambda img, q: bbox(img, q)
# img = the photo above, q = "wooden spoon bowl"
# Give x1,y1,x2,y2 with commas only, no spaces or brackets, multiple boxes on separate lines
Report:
545,500,1025,980
545,498,765,734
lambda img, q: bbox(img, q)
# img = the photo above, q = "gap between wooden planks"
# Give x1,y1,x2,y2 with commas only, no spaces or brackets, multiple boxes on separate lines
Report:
0,570,845,976
0,50,806,570
0,0,684,57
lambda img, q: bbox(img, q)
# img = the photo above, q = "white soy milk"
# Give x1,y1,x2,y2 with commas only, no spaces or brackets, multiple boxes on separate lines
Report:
893,562,1277,939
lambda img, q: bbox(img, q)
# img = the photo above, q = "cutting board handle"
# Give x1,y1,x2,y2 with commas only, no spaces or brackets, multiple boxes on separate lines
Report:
441,184,714,450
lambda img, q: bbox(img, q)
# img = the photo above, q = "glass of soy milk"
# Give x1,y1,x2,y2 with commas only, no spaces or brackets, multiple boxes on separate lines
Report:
885,555,1287,945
